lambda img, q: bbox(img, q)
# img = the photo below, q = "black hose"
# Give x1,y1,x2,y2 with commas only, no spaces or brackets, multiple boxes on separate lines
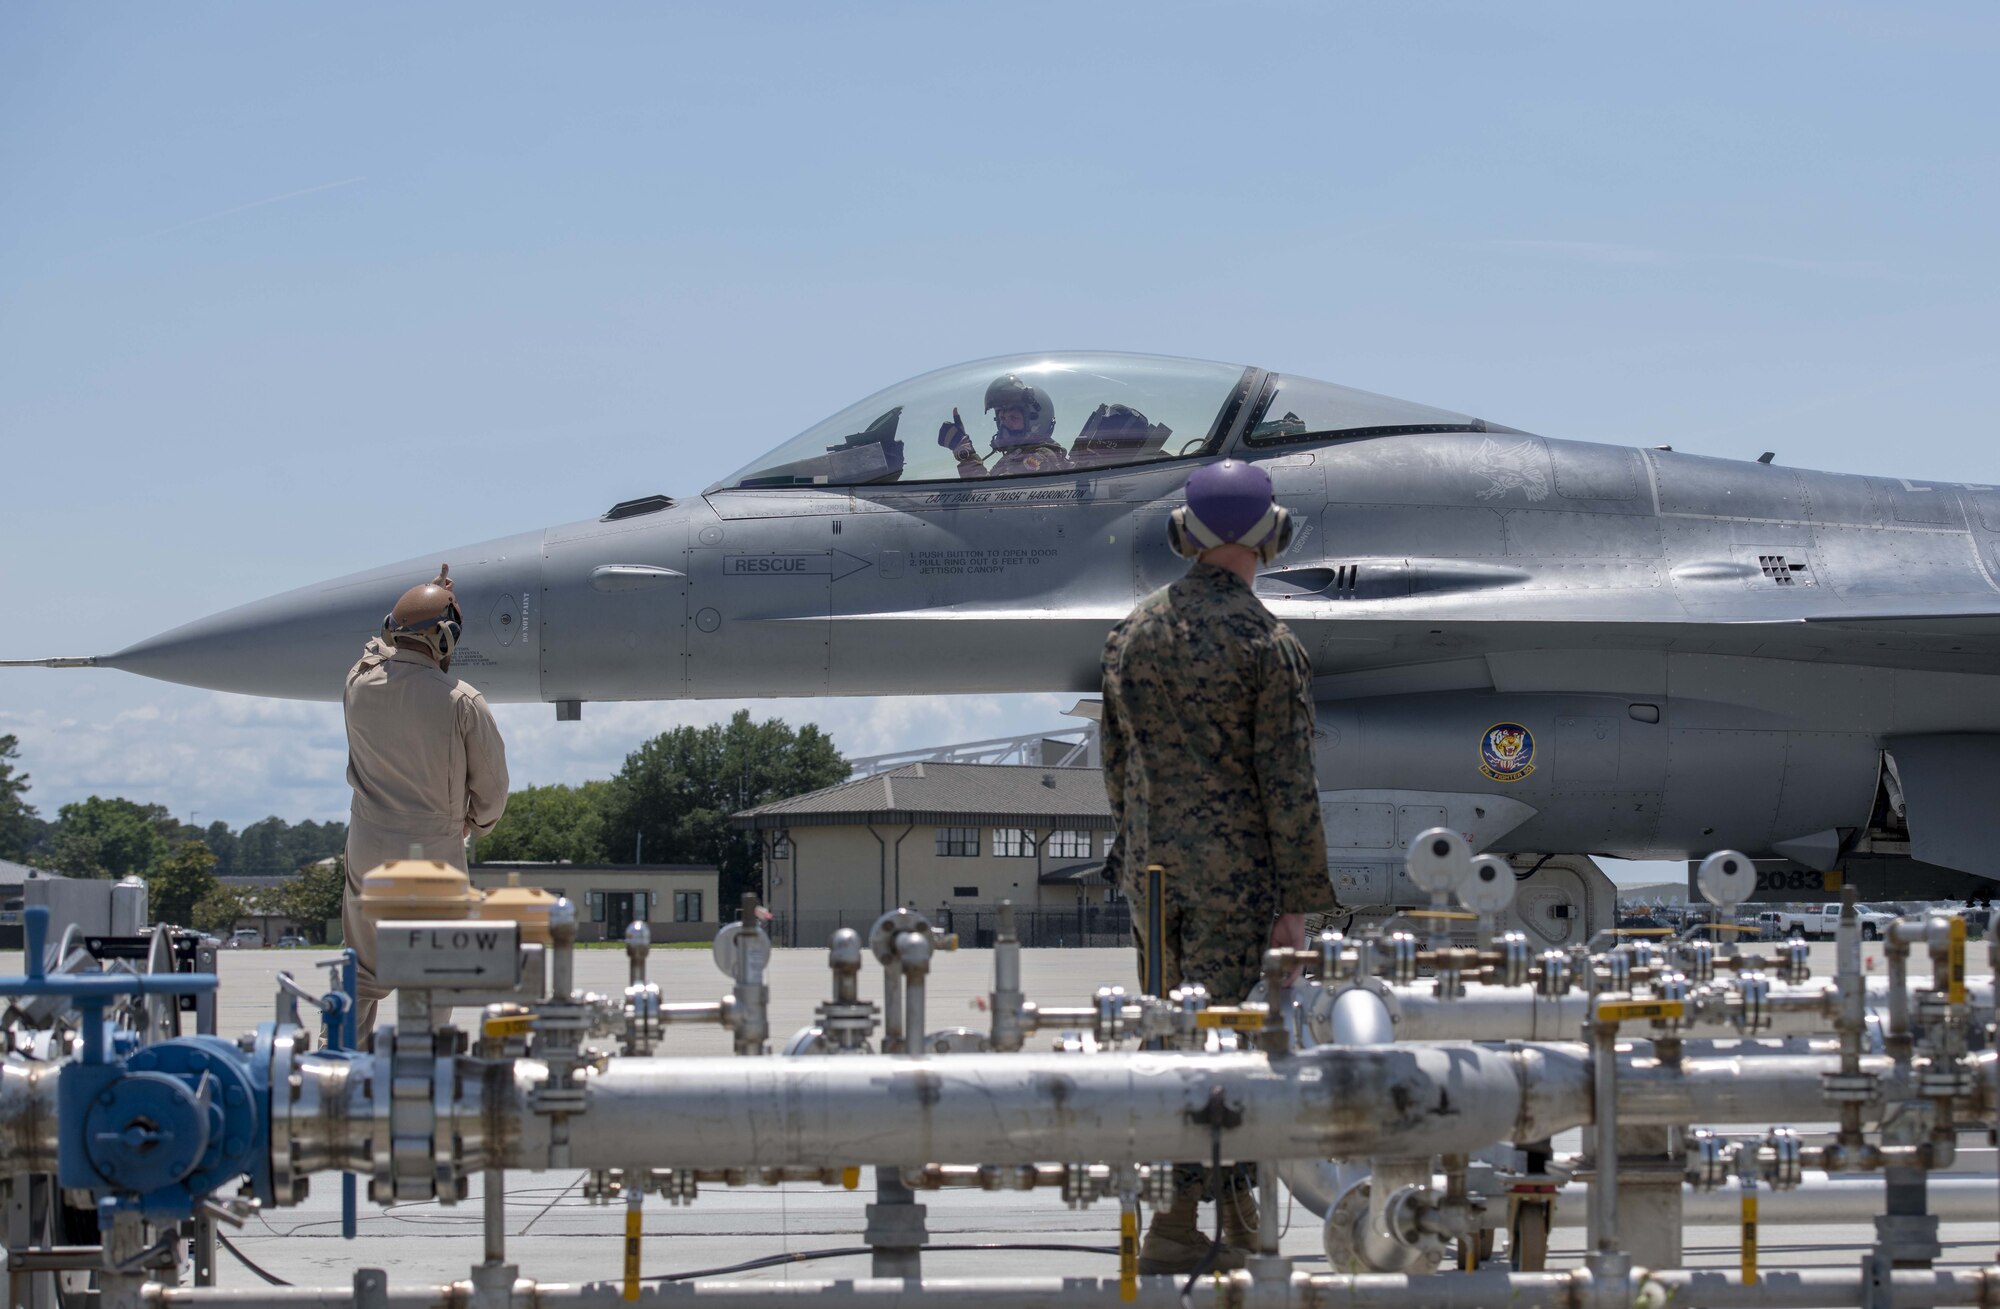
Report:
216,1232,292,1287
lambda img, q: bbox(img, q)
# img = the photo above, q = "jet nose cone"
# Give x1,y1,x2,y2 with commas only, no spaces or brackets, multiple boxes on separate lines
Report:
103,589,381,701
102,532,547,702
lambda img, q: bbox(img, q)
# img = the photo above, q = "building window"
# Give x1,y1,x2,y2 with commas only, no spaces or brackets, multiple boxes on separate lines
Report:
1047,830,1093,859
935,827,980,857
588,891,606,923
952,886,979,898
1102,832,1116,856
993,828,1037,858
674,890,703,922
771,834,792,859
633,891,650,921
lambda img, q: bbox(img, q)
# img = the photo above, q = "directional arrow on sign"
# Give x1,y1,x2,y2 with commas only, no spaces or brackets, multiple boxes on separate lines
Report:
831,550,872,583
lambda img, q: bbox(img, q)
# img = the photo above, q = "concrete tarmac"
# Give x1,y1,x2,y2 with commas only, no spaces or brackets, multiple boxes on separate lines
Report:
16,943,2000,1288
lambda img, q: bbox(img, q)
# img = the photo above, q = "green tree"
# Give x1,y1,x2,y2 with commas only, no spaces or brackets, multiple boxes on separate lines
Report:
276,860,347,943
191,886,250,935
53,796,175,878
235,818,285,876
234,817,347,875
201,820,238,876
148,841,221,926
476,782,612,864
49,829,107,879
603,711,845,902
0,735,39,862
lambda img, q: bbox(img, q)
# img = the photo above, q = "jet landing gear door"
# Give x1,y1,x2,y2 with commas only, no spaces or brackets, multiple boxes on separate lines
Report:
686,546,836,695
540,518,688,703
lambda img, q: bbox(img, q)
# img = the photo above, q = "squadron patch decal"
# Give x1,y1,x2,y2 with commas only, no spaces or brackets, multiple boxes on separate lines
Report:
1479,722,1537,782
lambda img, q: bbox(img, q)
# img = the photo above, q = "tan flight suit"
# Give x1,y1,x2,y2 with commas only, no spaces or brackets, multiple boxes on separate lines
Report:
342,638,509,1036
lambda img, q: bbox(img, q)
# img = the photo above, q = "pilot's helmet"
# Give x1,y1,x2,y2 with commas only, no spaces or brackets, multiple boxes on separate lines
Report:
983,374,1056,447
383,566,464,666
1169,460,1296,564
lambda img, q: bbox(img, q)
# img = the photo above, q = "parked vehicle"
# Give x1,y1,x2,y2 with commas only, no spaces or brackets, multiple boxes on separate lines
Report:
276,934,307,948
226,928,263,949
1768,903,1895,940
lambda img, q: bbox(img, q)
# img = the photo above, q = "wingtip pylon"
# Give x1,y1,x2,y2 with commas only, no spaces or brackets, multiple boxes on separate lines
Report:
0,656,101,669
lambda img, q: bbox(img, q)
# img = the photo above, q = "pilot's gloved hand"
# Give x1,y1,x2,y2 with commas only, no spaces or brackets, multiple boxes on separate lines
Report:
937,407,978,461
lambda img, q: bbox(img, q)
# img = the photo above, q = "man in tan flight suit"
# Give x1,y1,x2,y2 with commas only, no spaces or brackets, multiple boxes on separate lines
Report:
342,564,509,1037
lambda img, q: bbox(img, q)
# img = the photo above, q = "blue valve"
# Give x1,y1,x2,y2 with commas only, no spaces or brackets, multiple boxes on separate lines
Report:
3,908,262,1225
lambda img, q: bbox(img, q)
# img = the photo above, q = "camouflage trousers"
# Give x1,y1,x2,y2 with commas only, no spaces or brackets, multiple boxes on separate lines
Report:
1128,878,1272,1197
1127,879,1274,1008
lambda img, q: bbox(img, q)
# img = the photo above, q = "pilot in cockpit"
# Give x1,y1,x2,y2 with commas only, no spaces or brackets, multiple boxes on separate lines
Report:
937,373,1071,479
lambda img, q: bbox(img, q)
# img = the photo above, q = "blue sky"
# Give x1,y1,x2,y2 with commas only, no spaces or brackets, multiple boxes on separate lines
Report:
3,5,1996,885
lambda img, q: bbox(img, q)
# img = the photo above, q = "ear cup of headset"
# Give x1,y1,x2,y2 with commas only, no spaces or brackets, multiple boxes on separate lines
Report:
435,602,463,658
1258,507,1295,564
1166,506,1201,560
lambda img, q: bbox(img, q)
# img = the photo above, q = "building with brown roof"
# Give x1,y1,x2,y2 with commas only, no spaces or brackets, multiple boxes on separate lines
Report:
730,762,1123,947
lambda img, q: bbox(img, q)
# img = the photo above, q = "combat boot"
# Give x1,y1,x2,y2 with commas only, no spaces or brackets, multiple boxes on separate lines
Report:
1137,1183,1246,1275
1219,1172,1261,1257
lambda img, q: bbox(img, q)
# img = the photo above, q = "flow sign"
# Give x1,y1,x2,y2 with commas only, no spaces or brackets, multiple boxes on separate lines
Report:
375,921,521,990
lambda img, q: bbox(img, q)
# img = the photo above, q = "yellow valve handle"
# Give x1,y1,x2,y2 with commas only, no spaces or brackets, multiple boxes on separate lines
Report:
623,1189,643,1301
1408,909,1477,921
1740,1192,1758,1286
1194,1008,1268,1030
841,1167,860,1191
1119,1208,1138,1302
1948,916,1968,1005
1610,927,1675,937
482,1014,534,1039
1595,999,1687,1023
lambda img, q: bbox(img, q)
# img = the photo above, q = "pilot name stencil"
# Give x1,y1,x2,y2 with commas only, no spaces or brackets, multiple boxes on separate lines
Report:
913,487,1091,507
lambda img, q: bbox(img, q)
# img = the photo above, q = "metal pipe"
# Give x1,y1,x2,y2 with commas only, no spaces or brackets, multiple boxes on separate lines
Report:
549,899,577,1002
1549,1175,2000,1227
625,921,650,989
0,1058,58,1174
899,932,932,1055
138,1267,2000,1309
499,1045,1536,1171
481,1169,504,1266
1324,978,1993,1043
261,1042,2000,1189
1885,934,1913,1068
1613,1051,1879,1127
1279,988,1392,1217
1585,1016,1619,1269
731,895,768,1057
881,960,905,1056
990,903,1023,1052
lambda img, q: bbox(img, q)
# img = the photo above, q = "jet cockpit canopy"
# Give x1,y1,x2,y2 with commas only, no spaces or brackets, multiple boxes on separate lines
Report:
710,352,1253,490
708,352,1517,491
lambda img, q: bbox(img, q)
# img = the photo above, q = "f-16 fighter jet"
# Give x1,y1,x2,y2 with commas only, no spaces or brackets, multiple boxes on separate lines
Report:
12,352,2000,910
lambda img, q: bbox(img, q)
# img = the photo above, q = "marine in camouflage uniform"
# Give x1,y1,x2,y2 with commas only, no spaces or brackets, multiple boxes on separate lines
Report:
1101,560,1329,1006
1100,460,1329,1274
